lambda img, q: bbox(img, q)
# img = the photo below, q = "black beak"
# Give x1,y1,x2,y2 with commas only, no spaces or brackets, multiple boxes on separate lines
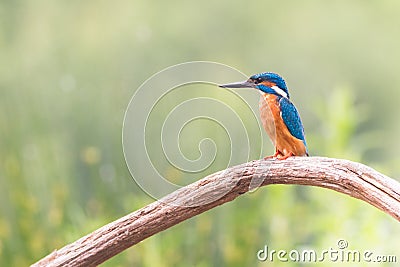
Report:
219,80,255,88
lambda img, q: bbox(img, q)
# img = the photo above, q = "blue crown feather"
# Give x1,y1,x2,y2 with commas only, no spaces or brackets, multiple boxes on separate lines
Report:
250,72,289,98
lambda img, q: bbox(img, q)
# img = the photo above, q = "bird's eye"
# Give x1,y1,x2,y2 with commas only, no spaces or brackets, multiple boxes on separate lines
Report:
255,77,262,84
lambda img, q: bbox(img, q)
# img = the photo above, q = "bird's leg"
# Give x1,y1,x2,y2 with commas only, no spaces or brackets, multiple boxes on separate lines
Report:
277,152,294,160
263,149,281,160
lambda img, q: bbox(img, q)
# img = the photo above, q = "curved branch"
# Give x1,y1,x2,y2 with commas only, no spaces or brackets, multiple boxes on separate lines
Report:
32,157,400,267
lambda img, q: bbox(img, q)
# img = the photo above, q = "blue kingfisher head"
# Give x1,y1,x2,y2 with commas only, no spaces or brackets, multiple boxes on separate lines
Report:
220,72,289,98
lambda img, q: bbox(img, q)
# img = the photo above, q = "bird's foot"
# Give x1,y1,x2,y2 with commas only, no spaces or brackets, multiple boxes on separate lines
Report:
263,155,274,160
276,152,294,160
263,151,281,160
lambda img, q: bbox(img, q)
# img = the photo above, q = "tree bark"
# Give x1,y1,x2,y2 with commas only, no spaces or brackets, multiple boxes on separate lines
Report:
31,157,400,267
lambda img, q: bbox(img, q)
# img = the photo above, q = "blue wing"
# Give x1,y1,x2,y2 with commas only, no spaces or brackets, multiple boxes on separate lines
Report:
279,97,308,148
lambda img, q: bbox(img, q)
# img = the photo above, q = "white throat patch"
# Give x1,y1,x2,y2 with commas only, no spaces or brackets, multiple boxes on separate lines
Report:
271,85,288,98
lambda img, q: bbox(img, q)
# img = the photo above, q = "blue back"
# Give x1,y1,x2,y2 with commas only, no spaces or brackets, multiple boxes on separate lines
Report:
279,96,308,149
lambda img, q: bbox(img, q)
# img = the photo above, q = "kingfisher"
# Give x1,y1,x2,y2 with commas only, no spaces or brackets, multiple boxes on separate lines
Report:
220,72,308,160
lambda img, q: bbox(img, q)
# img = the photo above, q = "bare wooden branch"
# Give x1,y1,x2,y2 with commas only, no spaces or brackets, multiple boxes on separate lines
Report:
32,157,400,267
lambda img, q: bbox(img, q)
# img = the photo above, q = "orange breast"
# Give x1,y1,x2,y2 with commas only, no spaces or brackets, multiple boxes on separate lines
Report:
259,93,307,157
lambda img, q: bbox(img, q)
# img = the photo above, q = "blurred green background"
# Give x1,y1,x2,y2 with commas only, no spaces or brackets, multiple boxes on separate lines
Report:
1,0,400,266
